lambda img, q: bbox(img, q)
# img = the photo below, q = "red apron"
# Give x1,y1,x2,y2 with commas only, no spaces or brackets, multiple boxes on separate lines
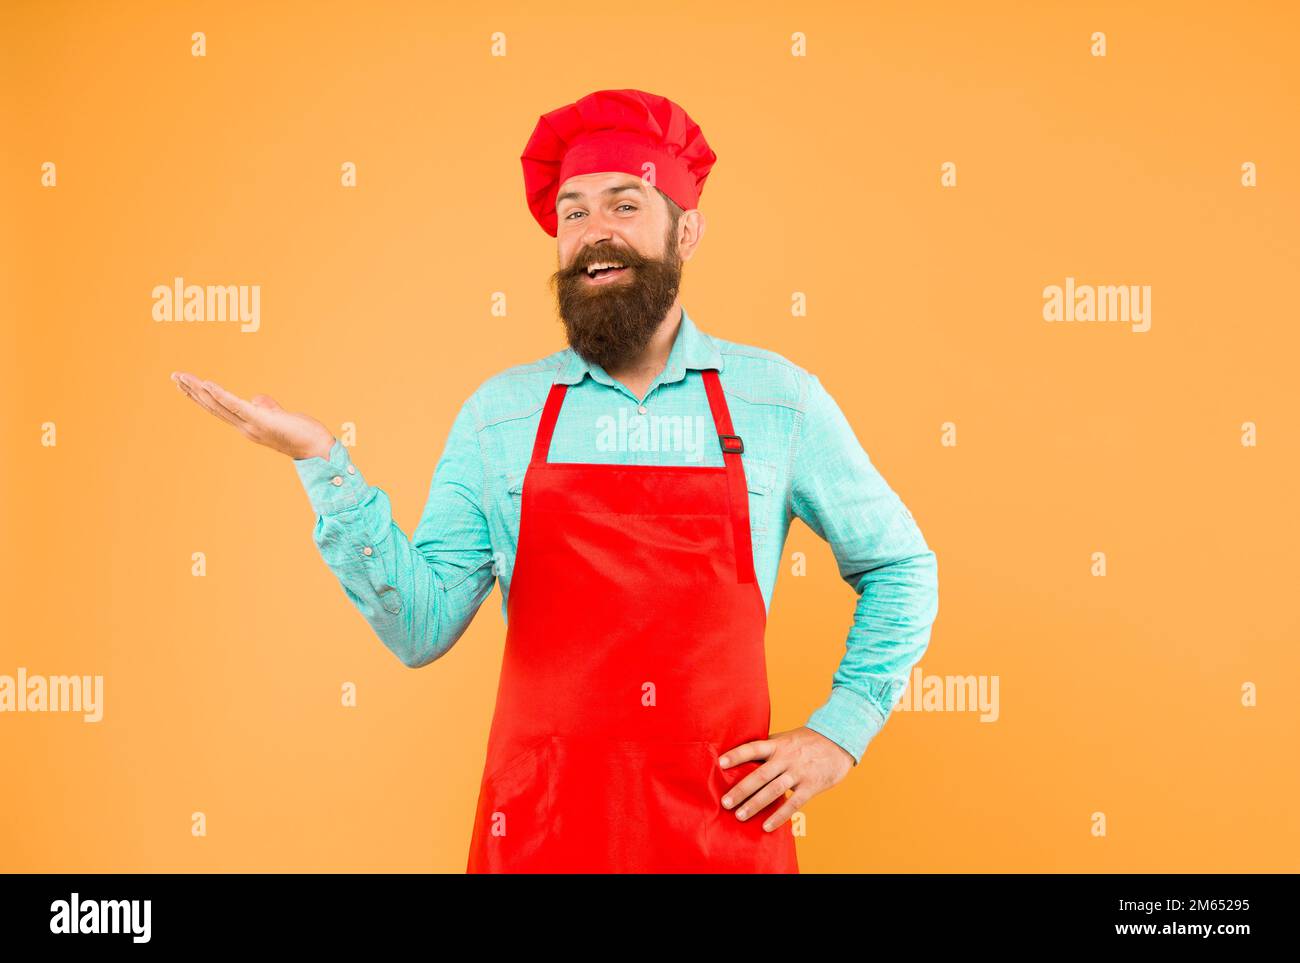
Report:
465,368,799,874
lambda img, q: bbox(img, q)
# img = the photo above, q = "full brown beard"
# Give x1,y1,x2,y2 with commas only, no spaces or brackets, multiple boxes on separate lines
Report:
549,224,682,372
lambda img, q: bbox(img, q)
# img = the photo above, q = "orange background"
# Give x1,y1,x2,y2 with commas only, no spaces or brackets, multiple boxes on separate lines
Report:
2,0,1297,872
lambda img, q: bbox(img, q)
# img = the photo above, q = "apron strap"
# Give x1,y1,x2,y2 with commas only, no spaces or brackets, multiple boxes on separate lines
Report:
531,382,568,465
702,369,758,584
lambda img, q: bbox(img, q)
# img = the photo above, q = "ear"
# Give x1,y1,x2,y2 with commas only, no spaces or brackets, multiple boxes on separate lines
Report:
677,209,706,262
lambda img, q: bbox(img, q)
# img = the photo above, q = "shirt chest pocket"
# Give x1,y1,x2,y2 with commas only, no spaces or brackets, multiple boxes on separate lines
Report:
741,457,777,548
503,470,527,544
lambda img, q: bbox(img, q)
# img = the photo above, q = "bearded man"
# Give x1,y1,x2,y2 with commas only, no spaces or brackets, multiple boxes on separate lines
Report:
171,88,939,875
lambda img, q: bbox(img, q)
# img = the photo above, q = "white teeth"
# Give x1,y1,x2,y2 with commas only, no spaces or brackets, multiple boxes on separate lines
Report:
586,261,626,275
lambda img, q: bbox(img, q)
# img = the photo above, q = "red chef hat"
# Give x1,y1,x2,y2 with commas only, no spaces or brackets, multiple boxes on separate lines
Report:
520,88,717,237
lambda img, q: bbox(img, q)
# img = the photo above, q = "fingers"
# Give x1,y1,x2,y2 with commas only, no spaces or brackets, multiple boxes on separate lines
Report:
757,787,812,833
204,380,262,425
173,373,247,432
718,737,796,822
730,766,797,823
717,738,775,769
720,752,788,810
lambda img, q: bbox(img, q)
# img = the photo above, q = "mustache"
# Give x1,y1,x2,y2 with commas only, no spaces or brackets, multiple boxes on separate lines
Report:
558,245,653,279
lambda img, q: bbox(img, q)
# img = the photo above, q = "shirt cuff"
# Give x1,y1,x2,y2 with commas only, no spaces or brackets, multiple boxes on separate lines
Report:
292,438,371,515
805,686,888,767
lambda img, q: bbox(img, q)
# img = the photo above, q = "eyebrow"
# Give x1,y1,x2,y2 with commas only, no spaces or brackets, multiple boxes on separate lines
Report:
556,181,647,208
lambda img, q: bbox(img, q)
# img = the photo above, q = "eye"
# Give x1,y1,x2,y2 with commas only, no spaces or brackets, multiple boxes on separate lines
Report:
561,203,636,221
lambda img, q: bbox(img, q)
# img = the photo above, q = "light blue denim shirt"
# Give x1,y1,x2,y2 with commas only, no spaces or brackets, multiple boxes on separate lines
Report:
293,306,938,764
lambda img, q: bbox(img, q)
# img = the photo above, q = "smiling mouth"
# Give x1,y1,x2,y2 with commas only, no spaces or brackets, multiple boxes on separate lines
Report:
582,261,630,281
585,262,634,282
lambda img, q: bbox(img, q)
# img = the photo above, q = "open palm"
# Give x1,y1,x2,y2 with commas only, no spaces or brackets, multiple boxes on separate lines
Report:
171,371,334,461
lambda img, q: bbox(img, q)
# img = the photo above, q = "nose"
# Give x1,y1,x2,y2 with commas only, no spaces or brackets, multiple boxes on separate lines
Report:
579,206,621,247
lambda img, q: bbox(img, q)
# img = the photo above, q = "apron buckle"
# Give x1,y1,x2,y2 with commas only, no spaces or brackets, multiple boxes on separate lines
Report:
719,433,744,454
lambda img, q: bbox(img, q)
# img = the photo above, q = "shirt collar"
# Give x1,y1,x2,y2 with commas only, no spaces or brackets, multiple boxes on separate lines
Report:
555,305,724,387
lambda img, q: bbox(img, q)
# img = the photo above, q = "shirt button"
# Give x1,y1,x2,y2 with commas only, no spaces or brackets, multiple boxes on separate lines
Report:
637,405,647,414
346,465,356,475
330,475,343,486
362,546,373,556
